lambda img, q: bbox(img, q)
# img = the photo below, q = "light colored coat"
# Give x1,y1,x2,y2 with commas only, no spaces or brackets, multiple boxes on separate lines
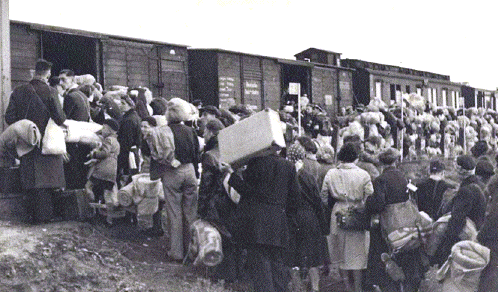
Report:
321,162,374,269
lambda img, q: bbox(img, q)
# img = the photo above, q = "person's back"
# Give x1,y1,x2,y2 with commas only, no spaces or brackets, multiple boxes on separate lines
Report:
415,160,452,221
431,155,487,266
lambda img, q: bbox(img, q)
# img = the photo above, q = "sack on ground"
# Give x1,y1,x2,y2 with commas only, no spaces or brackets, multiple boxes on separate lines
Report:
42,118,66,155
189,219,223,267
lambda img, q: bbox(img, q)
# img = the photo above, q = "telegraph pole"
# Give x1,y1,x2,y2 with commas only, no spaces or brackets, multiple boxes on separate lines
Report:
0,0,11,131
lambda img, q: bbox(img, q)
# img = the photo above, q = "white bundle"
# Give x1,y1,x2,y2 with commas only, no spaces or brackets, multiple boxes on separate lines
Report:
167,97,199,122
64,120,103,145
75,74,96,86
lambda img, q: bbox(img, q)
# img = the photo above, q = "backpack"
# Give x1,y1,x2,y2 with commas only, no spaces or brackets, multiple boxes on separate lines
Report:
144,125,177,166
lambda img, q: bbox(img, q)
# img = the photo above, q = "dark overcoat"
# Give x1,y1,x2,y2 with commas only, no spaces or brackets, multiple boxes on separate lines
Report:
117,109,142,176
228,154,299,249
477,202,498,292
431,175,486,266
364,166,425,292
5,78,66,190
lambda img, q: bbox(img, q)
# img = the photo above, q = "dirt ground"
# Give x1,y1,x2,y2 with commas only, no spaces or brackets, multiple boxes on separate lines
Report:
0,219,232,292
0,217,355,292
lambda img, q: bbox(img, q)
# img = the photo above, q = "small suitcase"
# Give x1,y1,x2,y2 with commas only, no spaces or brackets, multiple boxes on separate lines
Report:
57,189,94,221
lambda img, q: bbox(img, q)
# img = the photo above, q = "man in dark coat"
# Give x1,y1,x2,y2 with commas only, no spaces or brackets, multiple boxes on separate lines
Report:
5,59,66,223
364,148,425,292
116,96,142,187
431,155,487,266
228,148,299,292
59,69,92,189
415,159,454,221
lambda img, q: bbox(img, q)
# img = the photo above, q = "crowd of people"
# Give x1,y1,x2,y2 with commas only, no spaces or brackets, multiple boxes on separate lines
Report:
3,59,498,291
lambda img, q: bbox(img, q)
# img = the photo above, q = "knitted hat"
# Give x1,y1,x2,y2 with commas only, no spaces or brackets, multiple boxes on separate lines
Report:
287,142,306,163
456,155,476,171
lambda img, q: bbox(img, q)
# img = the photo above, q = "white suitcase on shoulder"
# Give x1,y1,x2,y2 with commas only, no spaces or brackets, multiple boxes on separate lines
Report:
218,109,286,167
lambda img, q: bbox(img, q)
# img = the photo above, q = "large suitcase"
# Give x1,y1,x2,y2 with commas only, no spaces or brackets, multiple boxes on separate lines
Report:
218,109,285,167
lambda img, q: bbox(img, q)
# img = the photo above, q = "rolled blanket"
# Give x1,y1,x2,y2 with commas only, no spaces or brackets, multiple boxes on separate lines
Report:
118,183,134,207
436,240,490,292
190,219,223,267
0,119,41,158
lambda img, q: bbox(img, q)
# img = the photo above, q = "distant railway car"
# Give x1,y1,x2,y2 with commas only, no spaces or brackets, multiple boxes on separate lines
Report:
341,59,462,109
188,48,353,116
10,20,189,99
461,85,498,110
294,48,354,116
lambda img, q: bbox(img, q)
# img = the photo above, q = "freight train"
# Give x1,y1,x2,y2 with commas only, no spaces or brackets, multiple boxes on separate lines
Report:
6,20,497,120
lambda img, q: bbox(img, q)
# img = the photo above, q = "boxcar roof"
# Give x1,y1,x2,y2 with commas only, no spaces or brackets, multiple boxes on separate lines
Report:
11,20,189,48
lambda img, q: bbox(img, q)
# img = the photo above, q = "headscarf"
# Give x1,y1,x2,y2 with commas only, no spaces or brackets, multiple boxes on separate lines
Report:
287,142,306,163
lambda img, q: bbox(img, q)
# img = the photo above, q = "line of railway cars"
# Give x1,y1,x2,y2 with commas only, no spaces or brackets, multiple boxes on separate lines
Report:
7,20,497,119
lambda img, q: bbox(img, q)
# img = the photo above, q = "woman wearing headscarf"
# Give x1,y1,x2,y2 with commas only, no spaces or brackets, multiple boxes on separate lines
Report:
320,142,374,292
287,142,329,292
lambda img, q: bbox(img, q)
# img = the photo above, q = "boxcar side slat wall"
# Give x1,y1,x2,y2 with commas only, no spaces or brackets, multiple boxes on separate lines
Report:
339,70,353,110
311,66,337,114
10,24,39,90
242,55,262,110
154,46,188,100
218,53,241,107
262,59,280,110
101,39,152,90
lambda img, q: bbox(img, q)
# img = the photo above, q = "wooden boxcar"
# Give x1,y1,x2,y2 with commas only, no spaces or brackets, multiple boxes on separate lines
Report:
341,59,463,109
461,85,498,110
188,48,354,116
10,20,189,100
294,48,355,115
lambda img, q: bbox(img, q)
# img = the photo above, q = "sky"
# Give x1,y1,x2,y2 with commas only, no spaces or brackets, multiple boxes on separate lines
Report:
8,0,497,90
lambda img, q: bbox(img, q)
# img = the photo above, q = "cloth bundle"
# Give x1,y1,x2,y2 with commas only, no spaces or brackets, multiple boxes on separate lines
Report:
0,119,41,162
426,213,478,257
380,199,430,252
189,219,223,267
436,240,490,292
117,173,164,215
167,97,199,122
64,120,103,145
